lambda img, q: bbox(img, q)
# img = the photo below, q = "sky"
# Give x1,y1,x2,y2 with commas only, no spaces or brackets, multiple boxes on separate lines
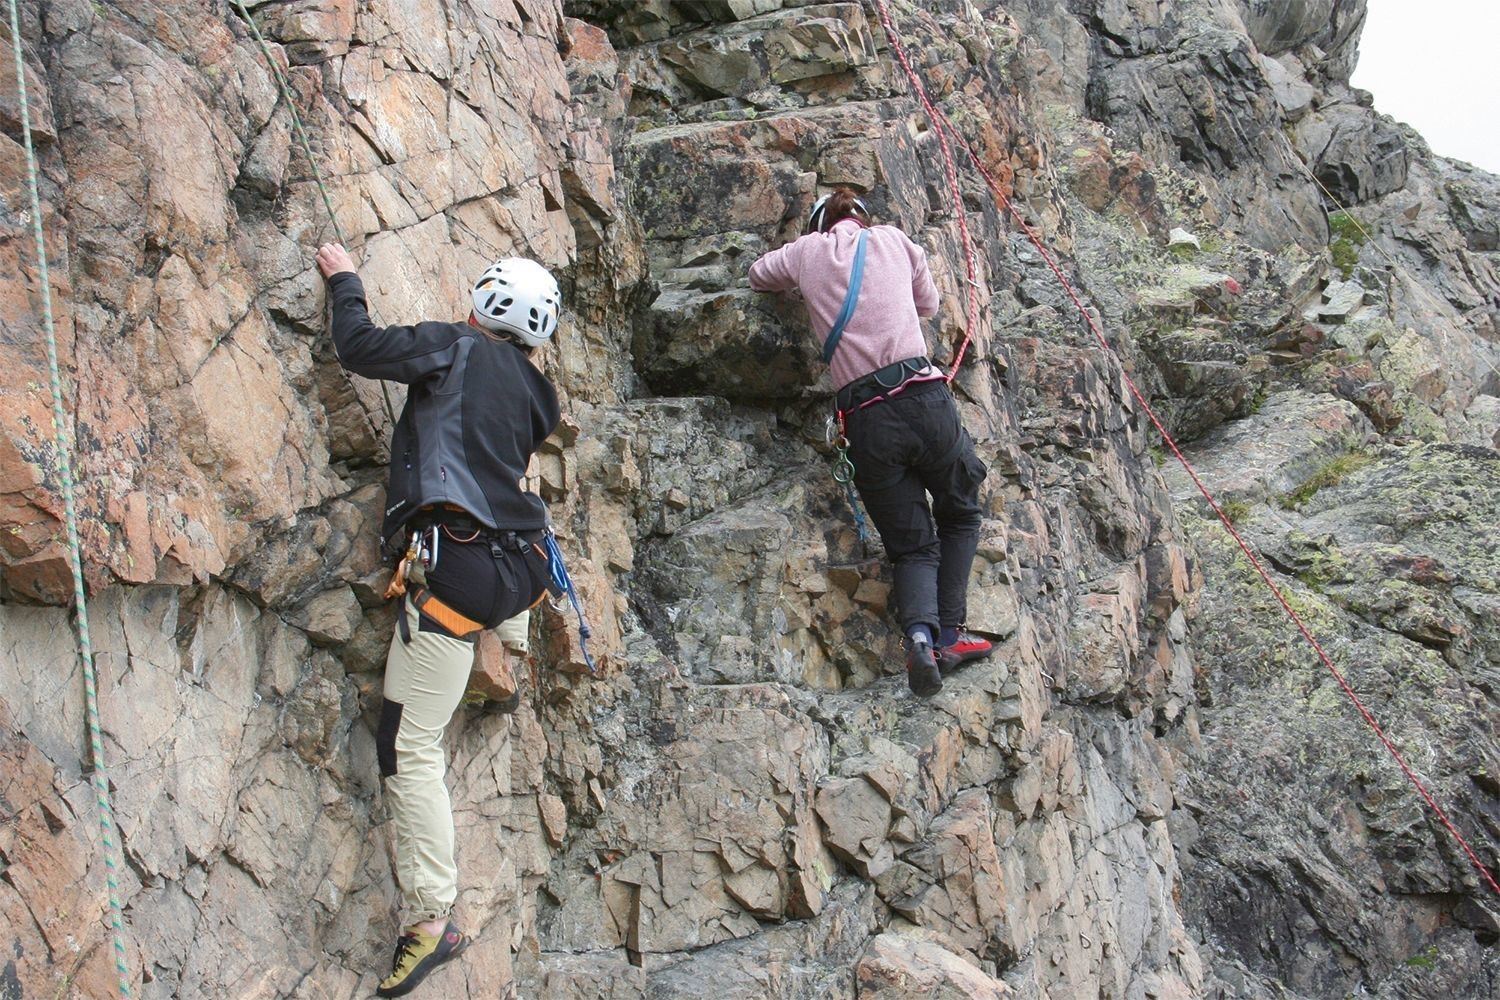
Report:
1349,0,1500,174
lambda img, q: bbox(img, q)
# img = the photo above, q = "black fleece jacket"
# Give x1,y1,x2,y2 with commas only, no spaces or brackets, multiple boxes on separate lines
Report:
327,271,560,552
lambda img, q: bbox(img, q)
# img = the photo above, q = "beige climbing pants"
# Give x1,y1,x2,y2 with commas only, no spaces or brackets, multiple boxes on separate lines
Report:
495,609,530,654
378,599,475,922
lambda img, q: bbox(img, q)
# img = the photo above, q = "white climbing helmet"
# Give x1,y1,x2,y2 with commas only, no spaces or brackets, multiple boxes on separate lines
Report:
470,257,561,348
806,191,871,234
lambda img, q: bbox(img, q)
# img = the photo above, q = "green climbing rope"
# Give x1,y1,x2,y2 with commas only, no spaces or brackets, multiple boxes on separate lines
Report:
229,0,398,423
7,1,132,995
231,0,344,244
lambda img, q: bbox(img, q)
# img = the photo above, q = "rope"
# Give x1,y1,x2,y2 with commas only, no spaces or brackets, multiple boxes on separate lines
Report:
869,0,981,381
229,0,398,424
541,532,596,674
7,2,134,994
842,479,872,547
869,0,1500,897
828,415,872,548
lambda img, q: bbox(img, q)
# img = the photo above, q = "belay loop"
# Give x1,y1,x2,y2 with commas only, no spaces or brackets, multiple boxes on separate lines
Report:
541,530,597,674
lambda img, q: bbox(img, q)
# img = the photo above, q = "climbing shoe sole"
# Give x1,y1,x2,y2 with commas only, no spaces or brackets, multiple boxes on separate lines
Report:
376,923,470,998
906,643,942,697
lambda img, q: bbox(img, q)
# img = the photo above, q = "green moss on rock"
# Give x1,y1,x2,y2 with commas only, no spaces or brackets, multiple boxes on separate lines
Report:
1278,451,1376,510
1328,210,1369,279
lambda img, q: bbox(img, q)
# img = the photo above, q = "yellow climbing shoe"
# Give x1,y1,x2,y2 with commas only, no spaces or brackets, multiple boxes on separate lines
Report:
376,920,468,997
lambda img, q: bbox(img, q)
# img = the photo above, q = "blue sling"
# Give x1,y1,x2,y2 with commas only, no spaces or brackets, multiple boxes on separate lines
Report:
821,229,868,364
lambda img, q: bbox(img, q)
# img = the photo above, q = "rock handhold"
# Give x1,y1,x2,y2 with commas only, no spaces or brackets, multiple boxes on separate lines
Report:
1308,279,1370,324
1167,227,1201,252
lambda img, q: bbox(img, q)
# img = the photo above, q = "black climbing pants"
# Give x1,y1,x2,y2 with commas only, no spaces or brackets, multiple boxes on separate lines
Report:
845,379,986,634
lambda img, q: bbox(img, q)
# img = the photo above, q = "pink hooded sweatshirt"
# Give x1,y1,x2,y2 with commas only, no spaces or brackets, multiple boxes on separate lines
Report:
749,218,940,389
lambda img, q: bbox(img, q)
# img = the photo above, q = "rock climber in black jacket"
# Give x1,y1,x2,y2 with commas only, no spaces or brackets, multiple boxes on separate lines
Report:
317,242,561,997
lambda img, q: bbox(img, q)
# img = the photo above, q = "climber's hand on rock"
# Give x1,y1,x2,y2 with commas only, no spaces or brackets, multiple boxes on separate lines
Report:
316,243,356,279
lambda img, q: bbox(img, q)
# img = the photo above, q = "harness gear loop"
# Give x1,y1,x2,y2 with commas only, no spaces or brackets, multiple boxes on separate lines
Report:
9,1,134,992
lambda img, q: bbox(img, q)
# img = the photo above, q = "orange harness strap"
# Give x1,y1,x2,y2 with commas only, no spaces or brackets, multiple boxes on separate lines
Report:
408,585,485,639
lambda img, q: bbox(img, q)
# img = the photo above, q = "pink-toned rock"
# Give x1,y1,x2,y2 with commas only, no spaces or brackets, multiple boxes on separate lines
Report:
0,720,133,998
539,792,568,848
468,629,519,703
856,931,1011,999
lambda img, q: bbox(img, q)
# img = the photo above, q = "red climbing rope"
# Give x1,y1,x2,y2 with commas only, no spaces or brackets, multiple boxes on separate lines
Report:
869,0,1500,897
869,0,980,380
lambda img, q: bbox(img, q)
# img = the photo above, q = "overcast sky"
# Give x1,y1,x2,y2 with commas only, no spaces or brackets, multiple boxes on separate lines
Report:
1349,0,1500,174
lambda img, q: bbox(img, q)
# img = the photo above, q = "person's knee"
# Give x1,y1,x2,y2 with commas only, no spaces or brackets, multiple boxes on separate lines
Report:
935,501,982,534
933,474,983,531
378,703,450,781
377,699,404,778
890,536,941,564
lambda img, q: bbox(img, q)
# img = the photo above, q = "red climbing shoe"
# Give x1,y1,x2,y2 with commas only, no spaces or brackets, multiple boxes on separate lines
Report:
906,639,942,697
937,630,994,673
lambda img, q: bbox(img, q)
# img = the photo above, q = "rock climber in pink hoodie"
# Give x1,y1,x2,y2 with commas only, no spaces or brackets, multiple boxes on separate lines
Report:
749,187,993,697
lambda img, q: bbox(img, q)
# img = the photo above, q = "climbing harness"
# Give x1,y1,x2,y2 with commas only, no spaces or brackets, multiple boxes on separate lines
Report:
869,0,1500,896
8,1,133,994
835,355,944,412
381,512,594,671
229,0,398,424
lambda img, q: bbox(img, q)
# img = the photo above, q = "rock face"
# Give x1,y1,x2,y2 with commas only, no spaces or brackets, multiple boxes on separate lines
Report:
1168,433,1500,998
0,2,1496,1000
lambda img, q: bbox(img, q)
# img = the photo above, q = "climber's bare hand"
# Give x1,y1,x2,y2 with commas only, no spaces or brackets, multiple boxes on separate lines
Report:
316,243,356,279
